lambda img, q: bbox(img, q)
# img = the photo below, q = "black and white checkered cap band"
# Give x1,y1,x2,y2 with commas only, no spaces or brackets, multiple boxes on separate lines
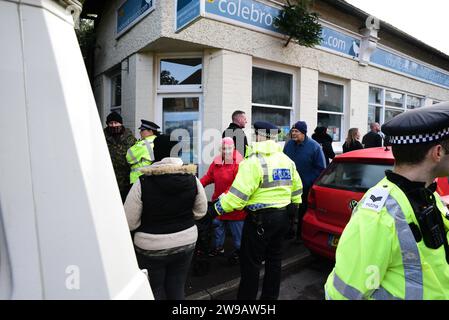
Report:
388,127,449,144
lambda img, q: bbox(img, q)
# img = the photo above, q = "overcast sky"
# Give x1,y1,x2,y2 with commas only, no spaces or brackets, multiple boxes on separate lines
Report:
345,0,449,55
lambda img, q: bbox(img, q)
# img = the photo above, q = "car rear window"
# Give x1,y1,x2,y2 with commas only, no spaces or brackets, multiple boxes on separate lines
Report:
316,162,393,192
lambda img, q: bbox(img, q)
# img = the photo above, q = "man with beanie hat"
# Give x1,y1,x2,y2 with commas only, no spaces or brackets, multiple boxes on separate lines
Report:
104,112,137,202
283,121,326,242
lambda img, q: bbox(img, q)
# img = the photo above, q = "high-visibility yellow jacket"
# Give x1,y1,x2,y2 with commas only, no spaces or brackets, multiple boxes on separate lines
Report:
214,140,303,214
325,177,449,300
126,135,156,184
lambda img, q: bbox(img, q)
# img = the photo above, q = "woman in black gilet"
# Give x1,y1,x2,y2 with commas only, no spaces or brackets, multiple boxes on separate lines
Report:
124,134,207,300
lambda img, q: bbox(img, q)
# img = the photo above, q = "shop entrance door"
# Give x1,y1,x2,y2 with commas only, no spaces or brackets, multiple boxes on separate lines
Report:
157,94,202,167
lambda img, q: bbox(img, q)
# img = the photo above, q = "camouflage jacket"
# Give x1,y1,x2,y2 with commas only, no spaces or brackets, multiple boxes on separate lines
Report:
104,127,137,193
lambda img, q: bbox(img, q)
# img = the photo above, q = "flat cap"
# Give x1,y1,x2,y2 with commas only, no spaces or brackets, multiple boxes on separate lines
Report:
382,101,449,145
139,119,160,131
254,121,280,137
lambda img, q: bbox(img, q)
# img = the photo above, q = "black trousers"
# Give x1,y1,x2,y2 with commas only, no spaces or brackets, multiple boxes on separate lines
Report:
237,208,289,300
136,248,194,300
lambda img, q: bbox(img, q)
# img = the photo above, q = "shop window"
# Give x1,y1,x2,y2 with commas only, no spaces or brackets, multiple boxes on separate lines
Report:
110,68,121,114
368,87,383,129
384,108,403,122
369,87,382,105
406,95,423,109
318,81,344,142
368,86,423,127
252,67,293,141
162,97,200,164
385,91,404,108
159,58,202,88
252,106,291,141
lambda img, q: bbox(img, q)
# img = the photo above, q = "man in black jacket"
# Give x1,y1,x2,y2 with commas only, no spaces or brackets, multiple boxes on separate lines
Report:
362,122,383,148
223,110,248,157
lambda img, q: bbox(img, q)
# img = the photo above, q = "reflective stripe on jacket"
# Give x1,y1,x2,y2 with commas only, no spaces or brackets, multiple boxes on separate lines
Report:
126,135,156,184
325,177,449,300
215,140,303,214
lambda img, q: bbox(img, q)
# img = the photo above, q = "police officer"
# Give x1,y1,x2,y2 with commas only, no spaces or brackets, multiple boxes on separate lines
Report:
325,102,449,300
211,121,303,300
126,120,160,184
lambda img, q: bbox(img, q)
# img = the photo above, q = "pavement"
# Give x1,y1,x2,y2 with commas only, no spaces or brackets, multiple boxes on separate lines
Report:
185,237,313,300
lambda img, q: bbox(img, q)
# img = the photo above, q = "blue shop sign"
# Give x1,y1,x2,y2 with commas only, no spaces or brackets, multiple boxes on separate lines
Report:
175,0,449,89
203,0,360,58
320,26,360,58
176,0,201,31
205,0,281,35
371,48,449,88
117,0,155,36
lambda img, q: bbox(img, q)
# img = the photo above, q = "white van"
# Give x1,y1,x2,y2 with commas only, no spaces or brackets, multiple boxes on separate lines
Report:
0,0,153,299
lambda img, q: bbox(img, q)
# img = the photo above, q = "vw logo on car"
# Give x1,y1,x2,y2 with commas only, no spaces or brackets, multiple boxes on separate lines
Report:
349,199,358,211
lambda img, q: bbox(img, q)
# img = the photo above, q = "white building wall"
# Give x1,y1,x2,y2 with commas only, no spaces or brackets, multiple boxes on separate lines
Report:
92,75,106,123
201,49,251,197
91,1,449,141
93,0,163,76
203,49,252,142
298,68,319,130
133,53,154,136
222,52,253,141
349,80,370,136
109,53,153,136
121,57,136,133
203,49,225,141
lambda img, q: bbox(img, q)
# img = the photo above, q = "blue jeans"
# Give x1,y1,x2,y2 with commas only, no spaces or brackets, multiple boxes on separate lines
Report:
136,247,194,300
213,219,244,250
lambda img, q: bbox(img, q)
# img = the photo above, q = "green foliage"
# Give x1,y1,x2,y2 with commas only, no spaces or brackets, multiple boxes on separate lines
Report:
76,18,95,80
274,0,322,47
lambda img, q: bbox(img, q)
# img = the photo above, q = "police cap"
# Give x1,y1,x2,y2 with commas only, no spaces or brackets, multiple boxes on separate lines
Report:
139,119,160,131
254,121,280,138
382,101,449,145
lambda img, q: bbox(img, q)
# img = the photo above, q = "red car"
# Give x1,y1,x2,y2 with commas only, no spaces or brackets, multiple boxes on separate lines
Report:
301,147,449,260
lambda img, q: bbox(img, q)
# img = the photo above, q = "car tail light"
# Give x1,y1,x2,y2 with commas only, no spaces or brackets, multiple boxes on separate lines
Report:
308,188,316,209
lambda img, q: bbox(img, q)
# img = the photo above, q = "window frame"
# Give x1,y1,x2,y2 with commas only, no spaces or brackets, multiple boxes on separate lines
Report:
157,54,203,94
156,93,203,166
317,78,346,143
368,85,424,126
251,62,296,142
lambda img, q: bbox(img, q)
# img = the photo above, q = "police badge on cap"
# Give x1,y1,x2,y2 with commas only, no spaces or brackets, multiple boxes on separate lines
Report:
382,102,449,145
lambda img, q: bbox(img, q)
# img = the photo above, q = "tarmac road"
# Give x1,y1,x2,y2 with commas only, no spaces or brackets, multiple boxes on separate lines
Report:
210,255,335,300
277,256,334,300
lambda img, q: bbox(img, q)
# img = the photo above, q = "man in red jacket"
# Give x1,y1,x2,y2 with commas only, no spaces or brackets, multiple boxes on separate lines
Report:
200,137,246,264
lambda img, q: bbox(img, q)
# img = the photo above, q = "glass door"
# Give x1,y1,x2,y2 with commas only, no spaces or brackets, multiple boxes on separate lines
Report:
157,95,202,165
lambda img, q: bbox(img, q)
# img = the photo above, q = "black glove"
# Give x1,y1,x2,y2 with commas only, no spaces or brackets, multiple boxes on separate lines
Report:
196,201,219,231
196,213,212,232
208,200,220,219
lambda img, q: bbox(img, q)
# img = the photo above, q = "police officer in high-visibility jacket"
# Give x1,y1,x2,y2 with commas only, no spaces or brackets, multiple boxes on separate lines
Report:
325,102,449,300
126,120,160,184
211,121,303,300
